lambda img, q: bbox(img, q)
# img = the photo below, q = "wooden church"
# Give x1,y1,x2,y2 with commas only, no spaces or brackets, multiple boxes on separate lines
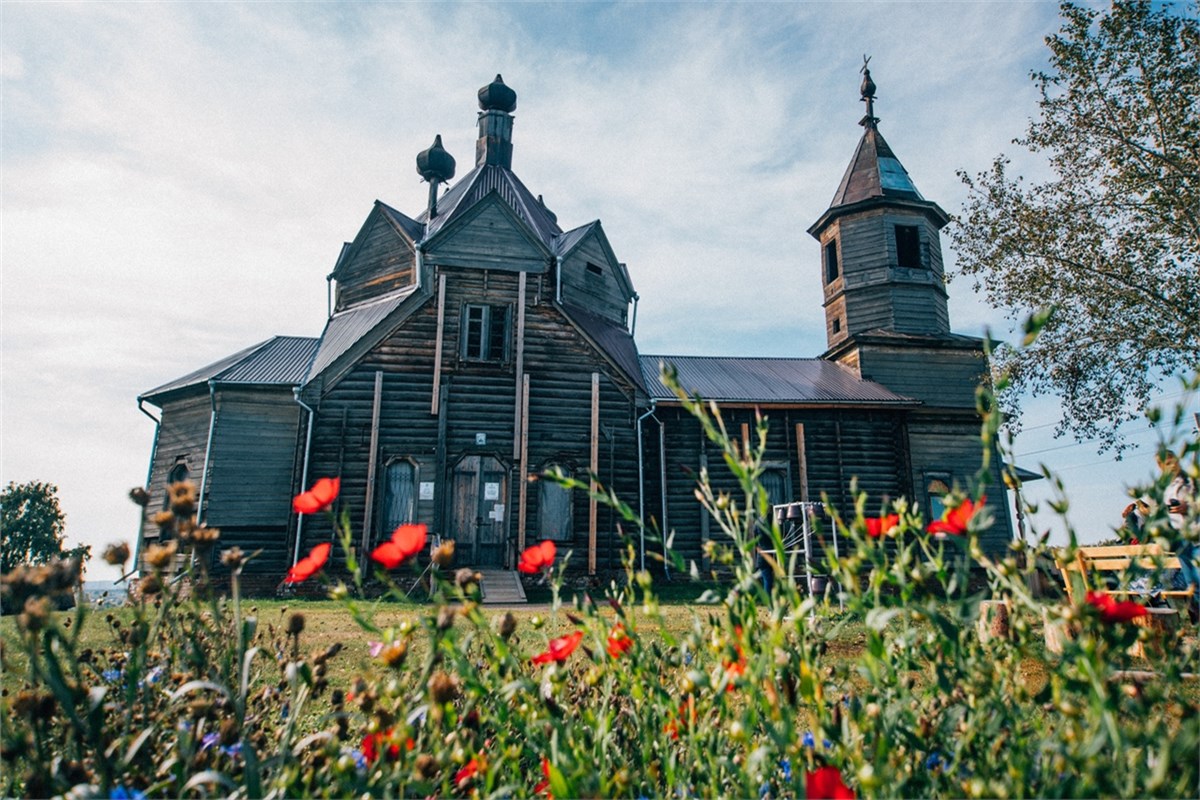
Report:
136,72,1013,590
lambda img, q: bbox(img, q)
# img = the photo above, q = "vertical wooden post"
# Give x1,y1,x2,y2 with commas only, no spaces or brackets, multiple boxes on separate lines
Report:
795,423,809,502
431,273,447,415
741,422,750,455
517,374,530,555
589,372,599,574
512,272,527,460
699,428,710,570
363,371,384,553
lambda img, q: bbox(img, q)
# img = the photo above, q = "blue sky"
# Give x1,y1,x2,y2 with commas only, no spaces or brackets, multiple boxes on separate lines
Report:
3,2,1190,581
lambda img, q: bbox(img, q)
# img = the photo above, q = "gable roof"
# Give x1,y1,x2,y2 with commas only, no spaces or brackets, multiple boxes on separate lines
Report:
639,355,916,406
140,335,319,404
418,164,561,248
556,220,636,300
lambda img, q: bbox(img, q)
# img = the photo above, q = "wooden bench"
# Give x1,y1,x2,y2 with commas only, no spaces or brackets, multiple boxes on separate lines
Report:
1055,544,1192,605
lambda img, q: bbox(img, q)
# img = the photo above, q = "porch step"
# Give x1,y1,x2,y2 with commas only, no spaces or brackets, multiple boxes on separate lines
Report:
477,569,527,604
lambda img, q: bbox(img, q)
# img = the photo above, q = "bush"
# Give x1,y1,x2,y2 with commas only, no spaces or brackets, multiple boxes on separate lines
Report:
1,369,1197,798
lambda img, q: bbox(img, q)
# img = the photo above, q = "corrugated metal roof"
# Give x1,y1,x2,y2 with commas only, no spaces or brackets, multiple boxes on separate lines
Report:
554,222,595,259
830,128,923,208
303,287,418,383
141,336,319,402
380,203,425,242
561,302,645,392
639,355,916,405
418,164,561,247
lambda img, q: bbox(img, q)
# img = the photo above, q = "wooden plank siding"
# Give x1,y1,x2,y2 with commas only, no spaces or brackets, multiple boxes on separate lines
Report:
299,262,643,574
559,234,630,327
139,394,212,547
642,406,909,568
424,198,549,274
335,209,416,311
855,345,986,410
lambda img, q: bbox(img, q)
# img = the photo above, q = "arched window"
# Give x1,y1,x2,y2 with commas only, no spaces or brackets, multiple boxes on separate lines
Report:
383,459,417,534
163,461,190,510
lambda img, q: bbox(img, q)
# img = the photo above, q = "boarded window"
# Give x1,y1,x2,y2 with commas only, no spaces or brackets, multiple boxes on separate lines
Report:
895,225,922,268
824,240,839,283
926,476,951,523
462,304,510,362
538,466,573,541
382,460,416,534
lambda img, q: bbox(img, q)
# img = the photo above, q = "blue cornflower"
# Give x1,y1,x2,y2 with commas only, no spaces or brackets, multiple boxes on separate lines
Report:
220,741,243,758
802,731,815,748
200,732,219,751
350,748,368,771
926,751,951,772
758,780,771,799
779,758,792,781
110,786,146,800
101,668,122,683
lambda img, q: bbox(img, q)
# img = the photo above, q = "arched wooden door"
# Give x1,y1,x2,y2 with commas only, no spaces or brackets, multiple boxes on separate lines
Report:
450,455,508,567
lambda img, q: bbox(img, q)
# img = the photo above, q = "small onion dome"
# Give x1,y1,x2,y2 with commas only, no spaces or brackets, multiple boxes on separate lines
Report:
478,74,517,112
416,134,456,183
860,67,877,100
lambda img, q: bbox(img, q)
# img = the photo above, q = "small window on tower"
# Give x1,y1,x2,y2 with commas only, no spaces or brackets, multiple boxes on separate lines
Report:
461,304,511,362
824,240,839,283
832,317,841,334
895,225,922,268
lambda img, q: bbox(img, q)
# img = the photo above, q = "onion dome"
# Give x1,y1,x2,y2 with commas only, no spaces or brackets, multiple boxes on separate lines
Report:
478,74,517,113
416,134,456,183
860,66,876,101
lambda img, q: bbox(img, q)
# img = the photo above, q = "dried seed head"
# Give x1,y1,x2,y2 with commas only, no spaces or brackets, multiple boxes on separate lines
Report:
437,606,456,631
102,542,131,566
219,718,239,746
431,540,456,568
17,597,51,632
415,753,438,779
137,574,162,597
496,612,517,639
191,525,220,549
152,511,175,530
220,547,245,569
428,670,459,704
128,487,151,507
379,641,408,669
168,481,198,517
144,541,178,570
286,612,306,636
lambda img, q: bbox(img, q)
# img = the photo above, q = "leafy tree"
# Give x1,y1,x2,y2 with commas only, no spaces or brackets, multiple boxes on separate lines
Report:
952,1,1199,451
1,480,69,573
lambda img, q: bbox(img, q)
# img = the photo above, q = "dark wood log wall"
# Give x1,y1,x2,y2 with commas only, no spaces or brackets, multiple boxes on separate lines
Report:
335,207,416,311
299,264,641,573
559,234,629,327
642,406,908,569
139,393,211,547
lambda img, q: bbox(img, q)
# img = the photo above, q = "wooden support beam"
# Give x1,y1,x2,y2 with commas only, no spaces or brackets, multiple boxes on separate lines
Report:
431,273,447,415
512,271,527,460
795,423,809,502
363,371,384,554
517,374,530,555
589,372,599,574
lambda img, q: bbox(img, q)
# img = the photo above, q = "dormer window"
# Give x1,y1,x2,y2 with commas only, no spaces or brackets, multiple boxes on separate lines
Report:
461,304,510,362
586,262,604,277
824,240,839,283
895,225,922,268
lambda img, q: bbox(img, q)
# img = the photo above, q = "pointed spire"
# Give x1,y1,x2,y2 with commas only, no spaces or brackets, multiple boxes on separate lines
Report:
859,55,879,130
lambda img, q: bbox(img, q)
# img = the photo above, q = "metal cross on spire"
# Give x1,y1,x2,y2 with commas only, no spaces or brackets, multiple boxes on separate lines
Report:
859,55,879,129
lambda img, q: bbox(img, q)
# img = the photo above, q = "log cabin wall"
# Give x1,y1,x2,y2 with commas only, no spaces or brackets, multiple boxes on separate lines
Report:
139,393,211,550
642,405,908,569
334,205,418,311
300,263,642,573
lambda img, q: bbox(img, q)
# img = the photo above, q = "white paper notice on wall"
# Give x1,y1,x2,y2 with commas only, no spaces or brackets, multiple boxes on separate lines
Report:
419,482,434,500
484,482,500,500
489,504,505,521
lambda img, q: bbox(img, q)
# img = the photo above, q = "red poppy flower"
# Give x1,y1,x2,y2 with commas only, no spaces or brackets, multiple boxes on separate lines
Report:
664,696,697,740
361,729,401,763
284,542,331,583
532,630,584,665
371,523,428,569
606,623,634,658
293,477,340,514
518,540,557,574
454,757,481,788
806,765,855,800
927,496,986,536
534,757,552,796
1085,590,1148,623
864,514,900,538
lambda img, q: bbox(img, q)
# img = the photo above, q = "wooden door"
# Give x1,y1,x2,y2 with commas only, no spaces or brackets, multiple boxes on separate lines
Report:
450,455,508,567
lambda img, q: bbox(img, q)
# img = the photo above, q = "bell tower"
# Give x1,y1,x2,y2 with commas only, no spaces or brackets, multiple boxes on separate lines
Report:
808,63,951,352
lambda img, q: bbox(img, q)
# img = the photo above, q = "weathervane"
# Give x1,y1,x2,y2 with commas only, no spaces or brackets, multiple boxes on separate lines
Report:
859,54,879,129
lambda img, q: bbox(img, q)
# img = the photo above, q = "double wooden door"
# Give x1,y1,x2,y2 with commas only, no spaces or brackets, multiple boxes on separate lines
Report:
450,455,507,567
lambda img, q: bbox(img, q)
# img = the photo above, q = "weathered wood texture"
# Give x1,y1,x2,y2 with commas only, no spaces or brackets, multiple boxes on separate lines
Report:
424,198,548,273
139,394,211,546
642,407,908,567
819,208,949,347
559,233,630,326
301,265,641,573
335,207,416,311
854,344,986,410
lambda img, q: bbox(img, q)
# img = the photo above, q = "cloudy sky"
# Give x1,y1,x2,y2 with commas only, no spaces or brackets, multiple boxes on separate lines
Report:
4,2,1190,582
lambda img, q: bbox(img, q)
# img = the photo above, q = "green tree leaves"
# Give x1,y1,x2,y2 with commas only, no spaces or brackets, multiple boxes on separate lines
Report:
1,480,68,572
